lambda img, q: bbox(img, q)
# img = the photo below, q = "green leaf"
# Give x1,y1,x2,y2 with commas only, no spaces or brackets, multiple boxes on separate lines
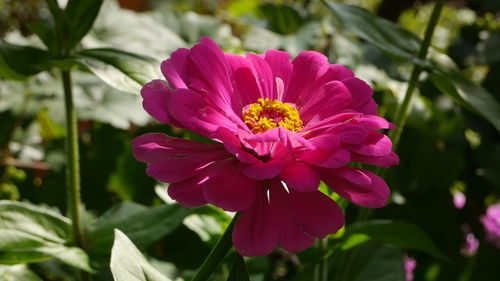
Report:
0,264,43,281
341,243,405,281
111,230,171,281
65,0,104,49
76,48,160,94
429,55,500,131
0,44,51,80
87,202,192,256
25,22,57,53
227,254,250,281
0,201,93,272
342,220,448,261
323,1,421,60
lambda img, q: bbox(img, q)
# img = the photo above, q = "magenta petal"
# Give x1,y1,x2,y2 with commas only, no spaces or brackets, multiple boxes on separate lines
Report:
161,59,187,89
213,127,260,164
300,81,353,123
289,190,344,238
145,154,219,183
299,148,351,169
347,132,392,156
141,80,180,126
285,51,329,103
233,188,280,256
168,175,207,207
167,89,239,136
240,159,285,180
247,54,275,99
342,77,373,111
161,48,191,88
131,133,224,164
269,183,315,253
280,162,320,192
264,50,293,100
352,151,400,168
202,161,257,212
320,167,390,208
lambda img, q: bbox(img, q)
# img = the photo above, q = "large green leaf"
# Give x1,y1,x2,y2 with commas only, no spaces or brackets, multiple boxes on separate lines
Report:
87,202,192,256
0,44,51,80
342,220,447,260
76,48,160,94
65,0,104,49
0,264,43,281
338,243,405,281
323,1,421,60
111,230,171,281
0,201,93,272
429,54,500,131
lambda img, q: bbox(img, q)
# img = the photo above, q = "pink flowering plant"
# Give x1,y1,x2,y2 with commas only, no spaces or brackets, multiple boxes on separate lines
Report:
132,37,398,256
3,0,500,281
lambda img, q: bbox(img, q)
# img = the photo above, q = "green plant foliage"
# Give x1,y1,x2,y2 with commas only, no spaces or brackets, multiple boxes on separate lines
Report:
64,0,104,50
76,48,160,94
342,220,447,260
110,229,171,281
0,44,51,79
323,1,421,60
0,201,93,272
0,264,43,281
227,254,250,281
87,202,192,259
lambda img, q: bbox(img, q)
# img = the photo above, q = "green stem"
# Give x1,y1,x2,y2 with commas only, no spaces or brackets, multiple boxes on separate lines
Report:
191,213,240,281
389,0,446,148
315,239,328,281
61,70,85,249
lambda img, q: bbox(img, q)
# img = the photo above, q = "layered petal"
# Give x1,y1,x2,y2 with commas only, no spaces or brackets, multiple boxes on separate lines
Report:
269,183,315,253
320,167,390,208
201,160,257,212
289,189,344,238
233,188,280,256
280,162,320,192
141,80,181,127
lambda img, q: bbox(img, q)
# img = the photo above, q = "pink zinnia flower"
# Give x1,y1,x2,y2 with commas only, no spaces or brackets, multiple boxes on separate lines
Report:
481,203,500,248
132,38,399,256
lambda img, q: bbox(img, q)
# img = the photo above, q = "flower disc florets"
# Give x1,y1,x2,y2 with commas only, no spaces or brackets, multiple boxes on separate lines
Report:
243,98,303,133
132,38,399,257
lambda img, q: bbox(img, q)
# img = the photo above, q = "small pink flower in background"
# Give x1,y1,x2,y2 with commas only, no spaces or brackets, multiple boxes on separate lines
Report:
404,255,416,281
481,203,500,248
460,231,479,257
453,190,466,209
132,38,398,256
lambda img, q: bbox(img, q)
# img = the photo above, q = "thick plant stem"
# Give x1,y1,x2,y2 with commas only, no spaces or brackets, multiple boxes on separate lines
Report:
389,0,446,148
191,213,240,281
61,70,85,249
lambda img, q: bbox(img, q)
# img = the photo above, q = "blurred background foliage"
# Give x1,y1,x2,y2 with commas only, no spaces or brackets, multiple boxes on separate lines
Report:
0,0,499,280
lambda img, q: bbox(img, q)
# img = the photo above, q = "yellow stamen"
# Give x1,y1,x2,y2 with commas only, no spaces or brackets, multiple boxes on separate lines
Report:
242,98,303,134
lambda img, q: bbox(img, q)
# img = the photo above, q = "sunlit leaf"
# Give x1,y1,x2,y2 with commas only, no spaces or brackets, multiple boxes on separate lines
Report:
87,202,192,256
0,201,93,272
323,1,421,60
342,220,447,260
430,53,500,131
0,264,43,281
76,48,160,94
111,230,171,281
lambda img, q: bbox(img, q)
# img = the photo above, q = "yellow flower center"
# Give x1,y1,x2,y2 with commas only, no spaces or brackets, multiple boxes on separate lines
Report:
242,98,303,134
